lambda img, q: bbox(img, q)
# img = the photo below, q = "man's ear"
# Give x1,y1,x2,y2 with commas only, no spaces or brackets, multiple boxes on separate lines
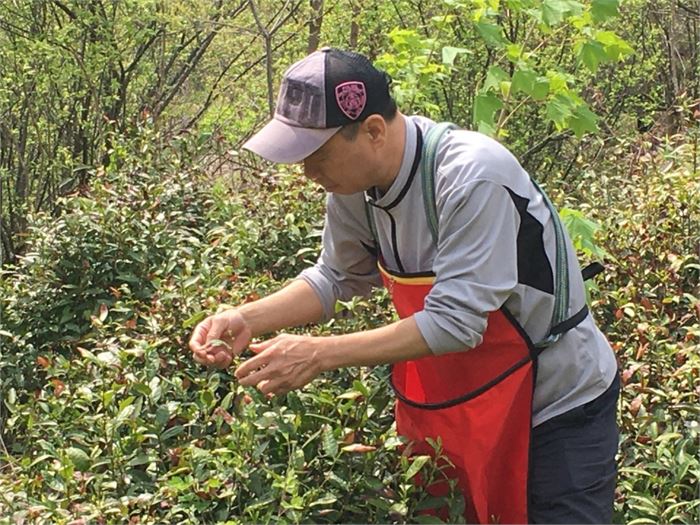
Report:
362,115,387,148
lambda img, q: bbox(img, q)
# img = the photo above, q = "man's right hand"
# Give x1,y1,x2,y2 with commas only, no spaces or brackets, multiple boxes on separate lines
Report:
189,309,252,369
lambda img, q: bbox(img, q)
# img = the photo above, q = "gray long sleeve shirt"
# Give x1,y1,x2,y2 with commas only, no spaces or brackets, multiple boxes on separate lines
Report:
298,115,618,427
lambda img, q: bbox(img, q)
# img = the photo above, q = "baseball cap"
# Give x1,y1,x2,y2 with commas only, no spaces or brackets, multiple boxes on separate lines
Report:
242,47,393,163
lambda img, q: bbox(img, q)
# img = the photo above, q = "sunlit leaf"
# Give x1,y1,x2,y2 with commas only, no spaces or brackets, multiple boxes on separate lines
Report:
541,0,584,26
442,46,470,66
473,92,503,135
405,454,431,480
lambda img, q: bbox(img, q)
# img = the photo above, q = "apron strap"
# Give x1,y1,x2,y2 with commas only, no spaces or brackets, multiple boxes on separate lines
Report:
420,123,599,349
421,122,459,245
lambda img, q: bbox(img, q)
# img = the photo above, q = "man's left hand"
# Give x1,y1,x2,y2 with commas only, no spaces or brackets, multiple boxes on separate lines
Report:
234,334,324,396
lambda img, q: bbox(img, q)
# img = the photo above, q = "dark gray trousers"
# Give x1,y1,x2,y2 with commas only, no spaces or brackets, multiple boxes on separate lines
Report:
529,373,620,524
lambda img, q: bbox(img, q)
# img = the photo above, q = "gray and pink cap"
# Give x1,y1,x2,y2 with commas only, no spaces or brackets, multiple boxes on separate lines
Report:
242,47,393,163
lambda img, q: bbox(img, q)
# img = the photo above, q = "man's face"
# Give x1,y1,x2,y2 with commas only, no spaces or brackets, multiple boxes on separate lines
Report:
302,127,376,195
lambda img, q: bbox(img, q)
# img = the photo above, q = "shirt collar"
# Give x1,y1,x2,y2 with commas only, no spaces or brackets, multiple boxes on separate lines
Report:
364,118,419,209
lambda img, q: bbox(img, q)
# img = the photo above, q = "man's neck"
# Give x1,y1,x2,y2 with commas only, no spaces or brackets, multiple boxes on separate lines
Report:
375,113,407,194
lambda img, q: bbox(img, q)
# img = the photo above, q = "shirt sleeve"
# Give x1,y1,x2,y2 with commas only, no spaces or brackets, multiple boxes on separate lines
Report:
413,179,521,354
296,192,382,320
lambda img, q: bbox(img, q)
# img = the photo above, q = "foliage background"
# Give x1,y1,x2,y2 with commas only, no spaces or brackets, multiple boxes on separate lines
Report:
0,0,698,523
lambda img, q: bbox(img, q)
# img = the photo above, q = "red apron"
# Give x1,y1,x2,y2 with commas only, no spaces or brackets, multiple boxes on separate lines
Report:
379,262,535,524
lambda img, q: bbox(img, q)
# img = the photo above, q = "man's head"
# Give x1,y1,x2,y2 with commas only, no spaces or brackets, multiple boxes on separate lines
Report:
242,48,398,167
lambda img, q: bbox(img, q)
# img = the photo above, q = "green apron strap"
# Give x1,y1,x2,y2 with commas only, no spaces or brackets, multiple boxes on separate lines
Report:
531,179,570,349
420,122,572,349
421,122,459,245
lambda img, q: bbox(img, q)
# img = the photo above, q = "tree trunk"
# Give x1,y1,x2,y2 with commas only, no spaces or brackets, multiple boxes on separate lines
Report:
307,0,323,53
349,1,360,49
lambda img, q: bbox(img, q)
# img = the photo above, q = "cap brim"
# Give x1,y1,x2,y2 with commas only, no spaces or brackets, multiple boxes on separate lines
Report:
242,118,341,163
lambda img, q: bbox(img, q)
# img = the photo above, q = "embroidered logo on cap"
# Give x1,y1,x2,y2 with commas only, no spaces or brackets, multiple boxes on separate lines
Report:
335,81,366,120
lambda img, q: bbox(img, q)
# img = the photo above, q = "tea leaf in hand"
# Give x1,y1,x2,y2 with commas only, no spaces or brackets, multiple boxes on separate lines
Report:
209,338,232,350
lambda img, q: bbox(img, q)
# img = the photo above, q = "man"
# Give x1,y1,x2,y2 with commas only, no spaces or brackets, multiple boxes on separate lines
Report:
189,47,620,524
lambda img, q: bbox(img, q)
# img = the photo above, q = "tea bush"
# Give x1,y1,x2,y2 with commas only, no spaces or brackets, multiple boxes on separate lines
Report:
559,133,700,524
0,128,465,524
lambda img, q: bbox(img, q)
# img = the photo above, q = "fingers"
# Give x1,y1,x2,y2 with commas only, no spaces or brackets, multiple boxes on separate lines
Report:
248,338,275,355
193,346,231,368
189,317,212,353
189,310,254,371
257,378,285,397
234,349,273,383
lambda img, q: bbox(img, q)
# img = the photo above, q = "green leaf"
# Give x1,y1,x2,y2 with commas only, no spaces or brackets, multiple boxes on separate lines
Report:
546,94,576,127
473,92,503,135
541,0,584,26
155,405,170,427
511,68,550,100
546,71,571,94
531,78,550,100
66,447,91,471
322,424,338,457
29,454,53,468
310,494,338,507
442,46,470,66
183,310,206,329
512,68,536,95
405,455,431,480
483,66,510,93
128,452,151,467
560,208,609,258
578,40,608,73
596,31,634,60
475,22,506,48
506,43,524,62
160,425,184,441
591,0,619,22
568,101,599,137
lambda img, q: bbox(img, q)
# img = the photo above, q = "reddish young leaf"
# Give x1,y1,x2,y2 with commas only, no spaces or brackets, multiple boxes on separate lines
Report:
629,395,643,416
635,342,649,360
213,406,235,425
51,378,65,396
245,292,260,303
167,447,182,466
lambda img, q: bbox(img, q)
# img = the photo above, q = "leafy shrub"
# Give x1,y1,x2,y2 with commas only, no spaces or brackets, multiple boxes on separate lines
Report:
0,127,467,524
561,133,700,523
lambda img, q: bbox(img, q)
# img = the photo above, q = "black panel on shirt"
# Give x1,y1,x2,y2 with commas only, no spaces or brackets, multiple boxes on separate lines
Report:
504,187,554,295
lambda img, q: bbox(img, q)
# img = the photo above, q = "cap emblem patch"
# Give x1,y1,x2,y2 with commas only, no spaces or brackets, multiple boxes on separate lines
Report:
335,81,366,120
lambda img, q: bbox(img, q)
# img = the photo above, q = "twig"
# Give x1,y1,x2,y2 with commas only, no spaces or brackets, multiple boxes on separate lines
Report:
248,0,275,118
522,130,573,164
